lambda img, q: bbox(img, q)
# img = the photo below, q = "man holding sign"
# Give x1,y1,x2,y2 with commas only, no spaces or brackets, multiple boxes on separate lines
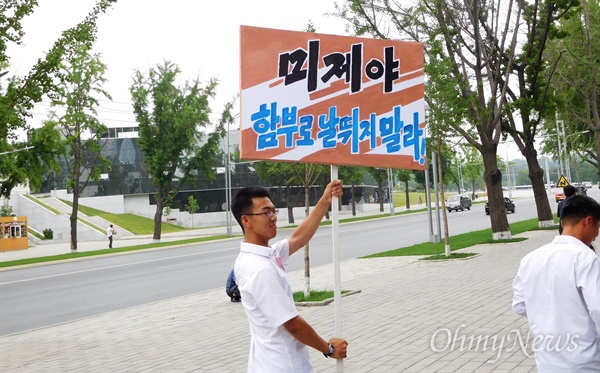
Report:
232,180,348,372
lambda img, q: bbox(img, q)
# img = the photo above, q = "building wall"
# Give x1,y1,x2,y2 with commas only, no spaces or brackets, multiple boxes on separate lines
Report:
15,194,105,244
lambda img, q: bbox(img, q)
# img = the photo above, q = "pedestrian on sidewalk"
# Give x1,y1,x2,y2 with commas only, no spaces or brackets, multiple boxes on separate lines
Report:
556,185,577,234
232,180,348,372
106,224,114,248
225,268,241,302
512,195,600,372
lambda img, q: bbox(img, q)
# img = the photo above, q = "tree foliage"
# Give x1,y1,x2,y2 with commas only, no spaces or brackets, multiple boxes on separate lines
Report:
335,0,576,235
130,60,234,240
339,165,366,215
366,167,387,212
0,0,116,197
186,195,199,227
254,161,299,223
45,42,111,252
546,0,600,179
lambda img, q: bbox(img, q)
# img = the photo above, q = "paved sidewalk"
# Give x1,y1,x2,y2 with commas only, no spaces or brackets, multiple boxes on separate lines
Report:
1,229,563,372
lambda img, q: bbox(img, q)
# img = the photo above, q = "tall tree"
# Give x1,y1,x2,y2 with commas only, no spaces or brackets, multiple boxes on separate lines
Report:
547,0,600,180
335,0,571,236
501,0,579,228
335,1,512,238
130,61,234,240
45,43,111,252
0,0,116,197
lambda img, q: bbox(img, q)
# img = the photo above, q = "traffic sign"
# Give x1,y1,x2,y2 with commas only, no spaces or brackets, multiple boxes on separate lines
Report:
556,175,570,187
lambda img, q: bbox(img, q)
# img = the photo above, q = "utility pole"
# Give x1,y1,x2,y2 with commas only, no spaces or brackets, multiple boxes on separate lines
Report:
225,125,232,237
556,119,565,178
387,168,394,215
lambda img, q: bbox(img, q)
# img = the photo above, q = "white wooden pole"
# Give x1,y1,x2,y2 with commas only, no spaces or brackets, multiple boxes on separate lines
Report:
330,165,343,372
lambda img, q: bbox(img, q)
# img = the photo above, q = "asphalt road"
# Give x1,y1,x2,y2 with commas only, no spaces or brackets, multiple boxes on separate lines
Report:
0,193,554,336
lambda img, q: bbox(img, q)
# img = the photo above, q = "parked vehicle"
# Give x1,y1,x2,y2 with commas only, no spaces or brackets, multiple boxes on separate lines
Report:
555,191,565,203
485,197,515,215
447,194,472,212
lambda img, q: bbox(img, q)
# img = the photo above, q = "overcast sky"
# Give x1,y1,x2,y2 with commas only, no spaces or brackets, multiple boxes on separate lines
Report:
7,0,526,161
8,0,349,129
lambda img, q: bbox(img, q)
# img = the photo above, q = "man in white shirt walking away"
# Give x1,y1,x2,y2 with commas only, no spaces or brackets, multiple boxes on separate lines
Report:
106,224,114,249
512,195,600,372
232,180,348,373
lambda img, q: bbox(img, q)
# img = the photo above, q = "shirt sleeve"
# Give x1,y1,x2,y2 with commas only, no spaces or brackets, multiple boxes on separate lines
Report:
512,266,527,317
576,255,600,334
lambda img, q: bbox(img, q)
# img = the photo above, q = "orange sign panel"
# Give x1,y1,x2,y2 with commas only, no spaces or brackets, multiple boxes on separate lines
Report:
240,26,426,170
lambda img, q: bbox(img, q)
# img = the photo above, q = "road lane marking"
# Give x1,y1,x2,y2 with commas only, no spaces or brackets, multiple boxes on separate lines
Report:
0,247,239,286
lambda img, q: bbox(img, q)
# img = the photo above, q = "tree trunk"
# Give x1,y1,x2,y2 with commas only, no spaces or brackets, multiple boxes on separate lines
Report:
404,180,410,209
70,144,81,253
285,186,294,224
153,198,163,241
70,192,79,253
303,185,310,297
351,184,356,216
522,146,554,227
596,129,600,182
482,148,511,239
378,186,384,212
436,151,451,256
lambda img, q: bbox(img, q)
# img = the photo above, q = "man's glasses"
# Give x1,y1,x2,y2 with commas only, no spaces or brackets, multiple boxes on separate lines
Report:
244,209,279,218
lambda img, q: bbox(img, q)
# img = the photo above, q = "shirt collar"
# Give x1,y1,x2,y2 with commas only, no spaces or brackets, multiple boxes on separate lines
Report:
552,234,592,250
240,241,278,258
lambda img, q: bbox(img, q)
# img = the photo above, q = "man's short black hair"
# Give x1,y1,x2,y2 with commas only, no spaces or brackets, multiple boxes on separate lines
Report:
231,186,271,232
560,195,600,226
563,185,577,197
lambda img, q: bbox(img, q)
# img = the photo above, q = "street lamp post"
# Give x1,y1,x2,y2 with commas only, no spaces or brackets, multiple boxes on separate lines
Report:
505,147,512,198
387,168,394,215
456,154,465,194
556,120,566,178
225,125,233,237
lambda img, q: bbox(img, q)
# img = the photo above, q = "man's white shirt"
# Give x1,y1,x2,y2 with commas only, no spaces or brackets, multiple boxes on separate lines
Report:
513,235,600,372
235,239,313,373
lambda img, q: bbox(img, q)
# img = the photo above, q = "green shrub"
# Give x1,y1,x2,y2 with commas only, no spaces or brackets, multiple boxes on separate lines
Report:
43,229,53,239
0,200,14,217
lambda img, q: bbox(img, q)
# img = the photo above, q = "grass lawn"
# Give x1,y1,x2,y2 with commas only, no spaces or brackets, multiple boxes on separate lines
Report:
61,200,188,235
363,218,554,258
293,290,350,302
420,252,478,260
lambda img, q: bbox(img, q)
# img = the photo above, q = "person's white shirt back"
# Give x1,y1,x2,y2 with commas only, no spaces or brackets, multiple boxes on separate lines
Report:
513,235,600,372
